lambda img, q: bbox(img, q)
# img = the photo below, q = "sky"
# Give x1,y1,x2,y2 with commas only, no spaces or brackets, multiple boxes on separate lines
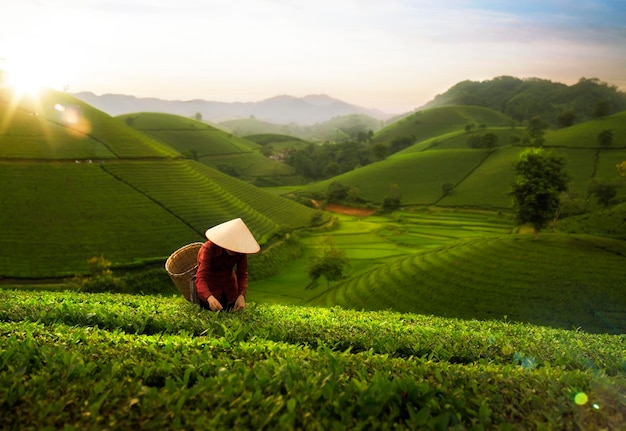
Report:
1,0,625,113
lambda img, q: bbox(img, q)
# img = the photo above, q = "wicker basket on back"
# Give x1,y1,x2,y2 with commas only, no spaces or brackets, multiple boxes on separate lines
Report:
165,242,204,302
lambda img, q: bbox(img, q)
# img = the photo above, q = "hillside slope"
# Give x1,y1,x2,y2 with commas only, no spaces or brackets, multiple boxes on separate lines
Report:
307,233,626,334
117,112,296,183
299,109,626,208
0,87,322,278
420,76,626,125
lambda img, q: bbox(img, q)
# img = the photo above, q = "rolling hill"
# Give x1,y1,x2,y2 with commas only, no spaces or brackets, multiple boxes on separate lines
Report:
307,232,626,334
0,86,324,278
219,113,383,142
297,107,626,209
116,112,299,184
419,76,626,126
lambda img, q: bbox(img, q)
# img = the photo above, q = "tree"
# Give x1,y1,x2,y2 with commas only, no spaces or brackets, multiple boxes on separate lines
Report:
327,181,349,203
557,109,576,128
592,100,610,118
589,179,618,208
482,132,498,150
308,236,350,288
597,129,613,147
527,116,548,146
194,112,202,121
442,182,454,196
466,133,482,148
509,149,569,239
382,184,401,212
372,143,387,161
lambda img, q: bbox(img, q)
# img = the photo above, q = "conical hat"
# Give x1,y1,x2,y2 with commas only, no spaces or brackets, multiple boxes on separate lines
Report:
205,218,260,254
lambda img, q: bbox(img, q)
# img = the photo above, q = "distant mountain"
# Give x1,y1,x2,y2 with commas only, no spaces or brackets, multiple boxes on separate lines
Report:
418,76,626,126
72,92,393,126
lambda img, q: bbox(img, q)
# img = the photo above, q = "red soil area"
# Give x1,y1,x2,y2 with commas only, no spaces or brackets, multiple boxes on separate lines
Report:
324,204,376,217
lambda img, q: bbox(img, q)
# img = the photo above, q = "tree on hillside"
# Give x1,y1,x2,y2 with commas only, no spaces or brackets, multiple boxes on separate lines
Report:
327,181,349,203
308,236,350,289
509,149,569,239
372,143,387,161
589,179,618,208
597,129,613,147
482,132,498,150
526,116,549,146
592,100,610,118
557,109,576,128
382,184,401,212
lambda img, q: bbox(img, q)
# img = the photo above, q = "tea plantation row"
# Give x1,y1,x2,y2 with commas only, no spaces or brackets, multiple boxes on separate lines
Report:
1,291,624,429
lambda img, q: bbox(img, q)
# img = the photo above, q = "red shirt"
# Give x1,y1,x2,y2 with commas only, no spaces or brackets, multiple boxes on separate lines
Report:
195,240,248,305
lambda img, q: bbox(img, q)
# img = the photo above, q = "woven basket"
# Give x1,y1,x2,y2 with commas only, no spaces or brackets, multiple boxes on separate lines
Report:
165,242,204,301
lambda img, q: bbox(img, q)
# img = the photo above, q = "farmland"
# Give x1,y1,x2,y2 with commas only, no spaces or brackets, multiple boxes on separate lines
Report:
1,81,626,429
1,291,624,429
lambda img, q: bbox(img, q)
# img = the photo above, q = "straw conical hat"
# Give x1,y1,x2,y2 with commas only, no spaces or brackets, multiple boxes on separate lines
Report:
205,218,260,254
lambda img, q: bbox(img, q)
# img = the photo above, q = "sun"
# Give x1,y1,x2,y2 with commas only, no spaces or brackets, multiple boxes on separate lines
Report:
2,59,51,97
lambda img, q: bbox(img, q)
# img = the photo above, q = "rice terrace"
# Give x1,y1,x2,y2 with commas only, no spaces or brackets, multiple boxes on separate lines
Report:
1,75,626,429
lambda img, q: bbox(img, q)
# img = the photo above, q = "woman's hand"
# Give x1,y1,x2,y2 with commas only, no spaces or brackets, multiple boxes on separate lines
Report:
234,294,246,312
207,295,223,312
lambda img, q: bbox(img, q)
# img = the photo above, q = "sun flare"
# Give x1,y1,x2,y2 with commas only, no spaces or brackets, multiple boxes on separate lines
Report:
1,55,69,99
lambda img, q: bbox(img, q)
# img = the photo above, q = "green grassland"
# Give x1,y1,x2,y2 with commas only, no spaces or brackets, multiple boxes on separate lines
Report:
2,83,626,429
118,112,297,183
251,210,515,305
0,88,179,159
307,231,626,334
373,105,514,147
0,88,323,278
1,292,624,429
0,159,321,278
245,133,311,152
117,112,260,155
304,148,492,205
296,109,626,207
542,111,626,148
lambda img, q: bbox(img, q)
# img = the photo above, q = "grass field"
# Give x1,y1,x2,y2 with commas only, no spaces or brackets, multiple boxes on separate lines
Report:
118,112,298,182
295,109,626,208
250,210,514,304
373,105,514,147
0,88,179,159
0,159,322,278
1,291,624,429
307,231,626,334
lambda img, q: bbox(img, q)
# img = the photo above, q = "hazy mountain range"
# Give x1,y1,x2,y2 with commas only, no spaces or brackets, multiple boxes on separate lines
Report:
72,92,395,125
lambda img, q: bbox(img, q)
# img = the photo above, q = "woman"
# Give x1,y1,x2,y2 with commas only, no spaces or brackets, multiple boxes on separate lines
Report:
195,218,260,312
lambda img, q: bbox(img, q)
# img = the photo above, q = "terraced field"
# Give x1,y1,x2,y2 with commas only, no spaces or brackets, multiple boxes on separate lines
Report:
307,233,626,334
306,148,491,204
0,162,198,277
373,105,514,147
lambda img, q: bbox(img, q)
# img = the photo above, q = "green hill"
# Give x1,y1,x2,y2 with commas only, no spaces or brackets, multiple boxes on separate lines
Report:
420,76,626,126
219,114,383,142
0,88,324,278
116,112,297,184
297,109,626,208
0,88,179,159
372,105,514,148
307,233,626,334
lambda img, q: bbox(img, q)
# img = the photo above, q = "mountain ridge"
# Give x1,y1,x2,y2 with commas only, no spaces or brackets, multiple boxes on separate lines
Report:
72,91,394,125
